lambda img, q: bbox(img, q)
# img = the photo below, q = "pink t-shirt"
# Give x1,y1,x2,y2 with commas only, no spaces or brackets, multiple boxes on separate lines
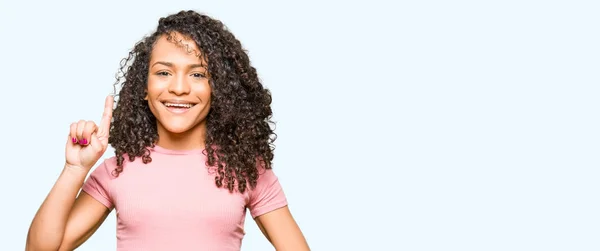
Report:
81,145,288,251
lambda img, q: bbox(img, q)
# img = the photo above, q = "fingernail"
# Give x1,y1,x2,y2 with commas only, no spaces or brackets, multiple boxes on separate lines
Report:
72,137,77,143
80,138,88,145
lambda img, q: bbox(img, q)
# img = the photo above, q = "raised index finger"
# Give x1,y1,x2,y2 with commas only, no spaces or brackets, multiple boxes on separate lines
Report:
99,95,114,134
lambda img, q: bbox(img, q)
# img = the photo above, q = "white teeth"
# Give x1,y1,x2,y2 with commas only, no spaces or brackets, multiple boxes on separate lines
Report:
164,103,194,108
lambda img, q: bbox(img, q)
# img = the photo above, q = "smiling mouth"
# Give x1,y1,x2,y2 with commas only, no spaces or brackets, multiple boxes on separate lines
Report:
163,102,196,108
162,102,197,113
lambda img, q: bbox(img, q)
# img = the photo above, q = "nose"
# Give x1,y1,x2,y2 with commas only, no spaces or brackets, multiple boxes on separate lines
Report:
167,74,191,96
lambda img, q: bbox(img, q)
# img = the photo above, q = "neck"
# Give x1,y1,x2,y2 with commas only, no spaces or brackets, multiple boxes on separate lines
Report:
155,122,207,151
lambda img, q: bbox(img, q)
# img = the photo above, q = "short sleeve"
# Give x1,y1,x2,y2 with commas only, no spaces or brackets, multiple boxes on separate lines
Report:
81,160,115,209
248,167,288,218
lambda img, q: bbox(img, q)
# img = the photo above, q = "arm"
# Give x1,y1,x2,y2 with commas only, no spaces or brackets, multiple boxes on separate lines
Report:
254,206,310,251
58,191,111,251
28,95,115,251
26,165,111,251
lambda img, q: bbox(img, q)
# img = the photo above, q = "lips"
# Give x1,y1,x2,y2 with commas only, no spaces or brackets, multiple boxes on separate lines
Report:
160,100,198,114
163,102,195,108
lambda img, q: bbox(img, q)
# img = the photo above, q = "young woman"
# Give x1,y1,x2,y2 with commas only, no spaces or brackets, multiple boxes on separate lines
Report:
26,10,310,251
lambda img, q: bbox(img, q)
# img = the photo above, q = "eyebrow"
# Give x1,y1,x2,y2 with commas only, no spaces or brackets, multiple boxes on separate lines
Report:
151,61,205,69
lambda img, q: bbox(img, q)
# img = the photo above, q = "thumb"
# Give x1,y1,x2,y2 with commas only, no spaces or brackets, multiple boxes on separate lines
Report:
88,132,106,155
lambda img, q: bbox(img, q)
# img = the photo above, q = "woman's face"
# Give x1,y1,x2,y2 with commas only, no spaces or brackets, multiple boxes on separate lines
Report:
145,32,212,136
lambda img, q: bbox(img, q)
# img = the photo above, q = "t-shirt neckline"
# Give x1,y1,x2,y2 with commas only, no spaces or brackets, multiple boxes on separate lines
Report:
150,144,205,155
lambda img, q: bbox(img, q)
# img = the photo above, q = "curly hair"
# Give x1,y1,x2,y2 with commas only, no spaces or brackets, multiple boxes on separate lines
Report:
108,10,276,193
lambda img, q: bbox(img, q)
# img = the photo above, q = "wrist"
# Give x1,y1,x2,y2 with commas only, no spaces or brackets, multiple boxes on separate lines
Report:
63,164,90,176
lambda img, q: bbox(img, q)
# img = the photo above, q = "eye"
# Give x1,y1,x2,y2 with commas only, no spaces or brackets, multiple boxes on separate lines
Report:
191,73,206,78
156,71,171,76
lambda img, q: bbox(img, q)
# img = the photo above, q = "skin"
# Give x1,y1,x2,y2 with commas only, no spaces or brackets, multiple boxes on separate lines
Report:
26,33,309,251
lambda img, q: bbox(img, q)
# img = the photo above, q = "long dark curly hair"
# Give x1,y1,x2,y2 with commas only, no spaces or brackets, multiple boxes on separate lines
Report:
108,10,276,193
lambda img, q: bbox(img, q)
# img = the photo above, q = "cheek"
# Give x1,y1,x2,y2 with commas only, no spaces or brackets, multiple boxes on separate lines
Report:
146,79,164,99
195,82,212,102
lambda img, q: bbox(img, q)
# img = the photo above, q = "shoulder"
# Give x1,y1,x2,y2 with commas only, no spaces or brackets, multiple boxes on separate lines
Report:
255,160,278,182
93,154,134,177
103,156,119,169
98,153,148,176
249,163,282,194
89,156,119,180
246,163,288,218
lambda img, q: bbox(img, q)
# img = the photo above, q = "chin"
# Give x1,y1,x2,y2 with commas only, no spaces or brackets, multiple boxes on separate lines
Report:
152,105,209,135
162,123,198,134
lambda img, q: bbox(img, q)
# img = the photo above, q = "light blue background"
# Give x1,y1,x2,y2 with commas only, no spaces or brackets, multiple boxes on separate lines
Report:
1,0,598,250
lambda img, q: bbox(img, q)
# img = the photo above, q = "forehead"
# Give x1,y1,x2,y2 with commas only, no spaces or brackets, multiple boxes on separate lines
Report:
150,33,206,65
